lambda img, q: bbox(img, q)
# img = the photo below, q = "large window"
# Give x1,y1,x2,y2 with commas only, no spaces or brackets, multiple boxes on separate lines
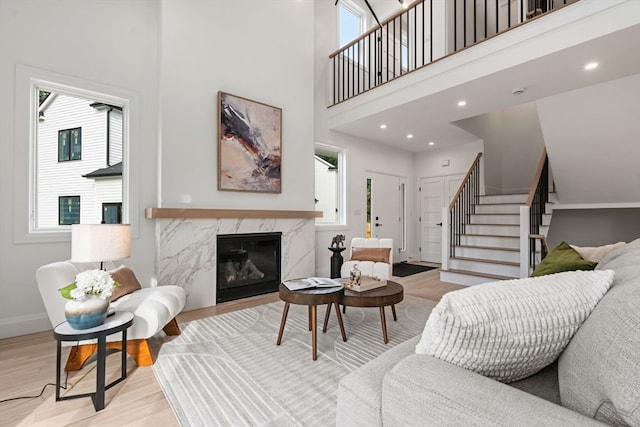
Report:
14,65,136,242
315,143,345,226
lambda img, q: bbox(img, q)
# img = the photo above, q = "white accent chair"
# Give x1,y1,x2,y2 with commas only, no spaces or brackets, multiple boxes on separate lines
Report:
340,237,394,280
36,260,186,370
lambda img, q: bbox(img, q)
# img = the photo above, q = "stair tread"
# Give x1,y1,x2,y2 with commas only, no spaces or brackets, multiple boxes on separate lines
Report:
457,244,519,252
451,256,519,266
463,233,519,238
443,268,516,281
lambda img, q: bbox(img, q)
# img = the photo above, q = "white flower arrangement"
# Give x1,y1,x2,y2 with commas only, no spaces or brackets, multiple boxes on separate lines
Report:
59,269,120,301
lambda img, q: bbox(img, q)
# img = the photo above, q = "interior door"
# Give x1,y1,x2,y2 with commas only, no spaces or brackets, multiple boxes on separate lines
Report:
420,175,464,263
367,172,405,262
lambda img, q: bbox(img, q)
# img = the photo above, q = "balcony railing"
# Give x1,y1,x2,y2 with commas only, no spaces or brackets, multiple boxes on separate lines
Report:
329,0,577,106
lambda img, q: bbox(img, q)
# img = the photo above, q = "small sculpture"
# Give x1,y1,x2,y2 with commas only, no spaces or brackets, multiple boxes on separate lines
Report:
330,234,345,248
350,265,361,285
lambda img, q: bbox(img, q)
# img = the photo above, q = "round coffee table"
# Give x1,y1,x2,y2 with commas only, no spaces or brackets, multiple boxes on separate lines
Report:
340,280,404,344
277,283,347,360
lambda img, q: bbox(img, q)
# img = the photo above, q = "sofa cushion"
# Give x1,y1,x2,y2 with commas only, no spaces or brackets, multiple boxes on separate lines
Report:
570,241,625,263
558,239,640,426
416,270,614,383
108,265,142,301
531,241,597,277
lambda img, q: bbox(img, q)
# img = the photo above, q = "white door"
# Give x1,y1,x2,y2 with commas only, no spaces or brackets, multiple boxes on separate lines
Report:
420,175,464,263
368,172,405,262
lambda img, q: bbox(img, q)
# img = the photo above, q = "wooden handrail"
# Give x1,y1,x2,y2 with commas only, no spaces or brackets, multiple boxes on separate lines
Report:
526,148,548,206
448,152,483,210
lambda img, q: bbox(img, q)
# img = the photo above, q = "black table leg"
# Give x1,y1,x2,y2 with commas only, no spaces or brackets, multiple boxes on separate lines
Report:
94,335,106,411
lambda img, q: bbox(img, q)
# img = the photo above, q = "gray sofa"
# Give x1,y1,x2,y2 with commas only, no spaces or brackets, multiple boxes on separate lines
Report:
336,239,640,426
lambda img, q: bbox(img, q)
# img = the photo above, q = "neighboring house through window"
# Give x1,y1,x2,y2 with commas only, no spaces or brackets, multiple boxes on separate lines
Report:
315,143,345,226
102,202,122,224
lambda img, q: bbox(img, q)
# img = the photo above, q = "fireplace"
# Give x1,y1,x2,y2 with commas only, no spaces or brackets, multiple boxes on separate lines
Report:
216,232,282,303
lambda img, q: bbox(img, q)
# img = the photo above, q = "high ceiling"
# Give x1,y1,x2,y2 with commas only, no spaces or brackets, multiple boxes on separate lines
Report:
329,2,640,153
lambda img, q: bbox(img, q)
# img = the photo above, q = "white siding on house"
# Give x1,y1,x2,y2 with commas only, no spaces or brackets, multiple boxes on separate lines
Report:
109,109,123,165
315,156,338,223
93,178,123,222
37,92,123,227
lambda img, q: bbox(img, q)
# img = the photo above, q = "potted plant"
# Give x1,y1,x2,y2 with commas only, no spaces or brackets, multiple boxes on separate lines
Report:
59,270,120,330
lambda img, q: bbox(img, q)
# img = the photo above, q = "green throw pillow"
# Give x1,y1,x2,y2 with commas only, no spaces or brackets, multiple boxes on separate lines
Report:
531,241,598,277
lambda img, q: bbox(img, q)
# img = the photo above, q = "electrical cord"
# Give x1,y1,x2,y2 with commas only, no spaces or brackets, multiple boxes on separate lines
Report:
0,338,77,404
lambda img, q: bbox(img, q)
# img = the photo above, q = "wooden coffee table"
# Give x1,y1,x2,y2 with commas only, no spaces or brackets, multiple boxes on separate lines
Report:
338,280,404,344
277,283,347,360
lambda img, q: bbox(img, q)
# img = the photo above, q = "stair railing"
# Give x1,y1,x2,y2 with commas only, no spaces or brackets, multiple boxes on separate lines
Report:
520,148,550,275
329,0,578,106
445,153,482,268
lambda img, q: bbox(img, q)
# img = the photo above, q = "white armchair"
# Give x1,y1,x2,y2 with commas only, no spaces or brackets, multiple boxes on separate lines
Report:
36,260,186,370
340,237,394,280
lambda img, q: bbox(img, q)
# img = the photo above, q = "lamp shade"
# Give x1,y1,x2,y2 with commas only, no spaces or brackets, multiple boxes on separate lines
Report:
71,224,131,263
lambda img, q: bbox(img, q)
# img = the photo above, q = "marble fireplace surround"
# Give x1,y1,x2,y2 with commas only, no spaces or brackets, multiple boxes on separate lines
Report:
146,208,320,311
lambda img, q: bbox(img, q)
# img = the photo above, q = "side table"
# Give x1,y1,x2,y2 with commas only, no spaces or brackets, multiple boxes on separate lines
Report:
53,311,134,411
277,283,347,360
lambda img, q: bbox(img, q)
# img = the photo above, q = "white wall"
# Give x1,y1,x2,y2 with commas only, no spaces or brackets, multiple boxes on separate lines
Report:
159,0,314,211
537,74,640,204
0,0,160,338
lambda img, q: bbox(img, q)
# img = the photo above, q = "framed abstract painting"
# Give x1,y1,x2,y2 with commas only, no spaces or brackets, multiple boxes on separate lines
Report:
218,91,282,193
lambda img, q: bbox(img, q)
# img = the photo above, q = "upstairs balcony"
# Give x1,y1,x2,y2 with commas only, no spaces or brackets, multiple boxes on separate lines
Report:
330,0,578,106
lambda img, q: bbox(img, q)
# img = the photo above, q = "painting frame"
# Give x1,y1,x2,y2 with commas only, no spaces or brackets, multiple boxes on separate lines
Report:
217,91,282,193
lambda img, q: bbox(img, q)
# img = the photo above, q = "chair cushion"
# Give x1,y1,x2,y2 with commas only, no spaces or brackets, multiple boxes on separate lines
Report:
351,247,391,263
109,265,142,301
558,239,640,426
416,270,614,383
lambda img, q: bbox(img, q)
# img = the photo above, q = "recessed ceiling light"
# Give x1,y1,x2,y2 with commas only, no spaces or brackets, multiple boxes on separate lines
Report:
406,134,413,139
585,62,599,70
428,141,435,146
380,124,387,129
457,100,467,107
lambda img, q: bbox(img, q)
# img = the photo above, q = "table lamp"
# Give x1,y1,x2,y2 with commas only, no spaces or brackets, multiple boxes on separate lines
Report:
71,224,131,269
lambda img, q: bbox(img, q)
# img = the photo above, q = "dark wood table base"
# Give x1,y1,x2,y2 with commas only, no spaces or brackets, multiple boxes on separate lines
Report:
277,284,347,360
337,280,404,344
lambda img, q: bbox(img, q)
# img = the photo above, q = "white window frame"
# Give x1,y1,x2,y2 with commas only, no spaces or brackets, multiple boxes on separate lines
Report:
315,142,346,228
13,65,139,243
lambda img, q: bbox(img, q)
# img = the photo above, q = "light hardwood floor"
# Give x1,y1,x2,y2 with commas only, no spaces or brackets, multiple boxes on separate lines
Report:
0,267,464,427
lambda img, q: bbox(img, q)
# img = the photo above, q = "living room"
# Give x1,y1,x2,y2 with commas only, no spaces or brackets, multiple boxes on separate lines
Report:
1,0,639,425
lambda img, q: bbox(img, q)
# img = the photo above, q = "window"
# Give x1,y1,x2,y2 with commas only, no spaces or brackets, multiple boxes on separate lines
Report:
59,196,80,225
15,65,137,242
315,143,345,226
102,202,122,224
339,1,364,61
58,127,82,161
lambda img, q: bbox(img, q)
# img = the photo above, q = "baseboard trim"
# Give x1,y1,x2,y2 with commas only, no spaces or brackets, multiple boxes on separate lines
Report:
0,312,51,339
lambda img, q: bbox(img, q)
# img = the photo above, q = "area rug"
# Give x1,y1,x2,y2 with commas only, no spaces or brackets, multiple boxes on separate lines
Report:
392,261,436,277
153,295,436,426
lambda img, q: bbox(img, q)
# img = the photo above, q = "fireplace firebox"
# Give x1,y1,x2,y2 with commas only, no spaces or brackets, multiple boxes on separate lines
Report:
216,232,282,303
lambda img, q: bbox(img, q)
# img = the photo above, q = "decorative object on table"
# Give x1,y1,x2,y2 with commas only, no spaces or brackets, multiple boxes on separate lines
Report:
59,269,119,329
343,275,386,292
349,265,361,285
331,234,345,248
60,223,132,329
218,91,282,193
328,245,347,279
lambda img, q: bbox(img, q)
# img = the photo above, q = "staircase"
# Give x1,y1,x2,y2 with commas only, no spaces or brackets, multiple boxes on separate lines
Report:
441,193,553,286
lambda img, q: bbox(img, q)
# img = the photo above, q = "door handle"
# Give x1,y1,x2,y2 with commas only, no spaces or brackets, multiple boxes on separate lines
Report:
375,223,383,227
436,222,443,226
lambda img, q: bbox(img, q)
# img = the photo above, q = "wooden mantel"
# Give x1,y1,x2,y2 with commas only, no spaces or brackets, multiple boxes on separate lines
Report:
146,207,322,219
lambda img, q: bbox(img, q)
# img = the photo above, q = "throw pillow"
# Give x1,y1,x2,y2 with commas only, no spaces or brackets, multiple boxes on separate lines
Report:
351,247,391,264
570,241,625,263
108,265,142,301
530,241,597,277
415,269,615,383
